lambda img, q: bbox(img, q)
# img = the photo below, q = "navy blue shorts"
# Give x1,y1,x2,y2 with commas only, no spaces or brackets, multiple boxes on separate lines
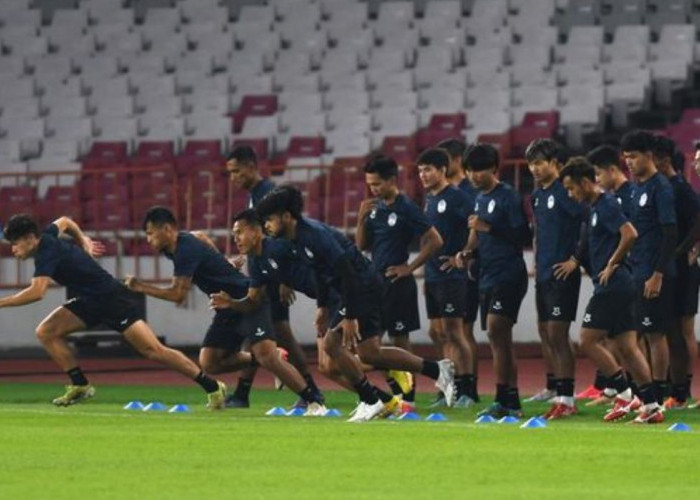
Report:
64,285,143,333
203,299,276,351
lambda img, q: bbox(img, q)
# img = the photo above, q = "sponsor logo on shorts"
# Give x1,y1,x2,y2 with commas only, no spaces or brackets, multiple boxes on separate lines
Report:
394,321,405,331
445,303,455,313
552,306,561,317
583,313,591,323
120,318,129,326
255,327,266,337
642,317,652,327
492,301,503,311
339,308,346,316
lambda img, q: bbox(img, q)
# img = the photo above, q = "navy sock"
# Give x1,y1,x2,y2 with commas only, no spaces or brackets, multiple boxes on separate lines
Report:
353,377,379,404
506,387,521,410
454,374,467,397
496,384,508,406
610,370,629,394
653,379,669,404
194,371,219,393
593,370,607,391
638,382,658,406
405,384,416,403
559,378,575,398
303,373,320,393
546,372,556,391
386,376,403,396
298,385,322,404
420,360,439,380
233,378,253,400
67,367,88,386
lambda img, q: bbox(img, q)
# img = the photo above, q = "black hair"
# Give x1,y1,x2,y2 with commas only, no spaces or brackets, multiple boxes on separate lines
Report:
436,138,466,161
586,144,620,170
524,138,564,164
227,145,258,166
364,155,398,179
143,206,177,231
232,209,262,227
672,150,686,175
559,156,595,184
620,129,655,153
463,143,499,172
417,148,449,171
651,135,676,161
256,184,304,221
4,214,39,242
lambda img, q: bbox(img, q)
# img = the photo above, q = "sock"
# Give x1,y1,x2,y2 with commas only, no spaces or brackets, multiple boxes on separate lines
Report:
472,376,480,402
638,382,658,406
454,375,468,398
609,369,629,395
496,383,508,406
546,372,556,391
593,370,607,391
405,384,416,403
687,374,693,398
464,374,477,400
653,379,669,404
375,387,394,403
67,367,88,386
233,378,253,400
303,373,320,394
420,360,439,380
194,371,219,393
249,354,258,368
559,378,575,398
506,387,521,410
671,382,688,403
385,375,403,396
625,371,639,396
298,385,322,404
353,377,379,404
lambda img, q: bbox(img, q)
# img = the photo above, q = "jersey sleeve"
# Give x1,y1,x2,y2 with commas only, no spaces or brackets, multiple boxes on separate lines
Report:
172,237,202,278
600,197,628,234
507,191,528,229
33,225,61,277
655,181,677,226
558,186,586,218
405,200,433,236
248,256,270,288
305,225,347,268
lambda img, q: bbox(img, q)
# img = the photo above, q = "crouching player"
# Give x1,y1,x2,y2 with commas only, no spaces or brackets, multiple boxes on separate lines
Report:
560,158,663,423
1,214,226,408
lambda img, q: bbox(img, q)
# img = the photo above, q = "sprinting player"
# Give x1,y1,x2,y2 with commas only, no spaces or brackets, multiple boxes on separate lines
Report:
525,139,585,419
652,136,700,409
356,155,444,411
417,148,480,407
253,185,456,422
0,214,226,408
439,138,481,404
559,157,663,423
226,145,319,408
457,143,531,419
125,207,326,415
621,130,678,405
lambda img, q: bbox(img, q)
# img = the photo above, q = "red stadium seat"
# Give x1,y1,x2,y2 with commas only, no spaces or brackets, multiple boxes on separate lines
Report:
232,94,279,133
286,136,325,158
82,142,129,169
510,111,560,157
131,141,175,167
38,186,81,225
380,135,417,164
175,140,225,176
417,113,467,150
476,133,512,159
0,186,38,221
82,200,132,230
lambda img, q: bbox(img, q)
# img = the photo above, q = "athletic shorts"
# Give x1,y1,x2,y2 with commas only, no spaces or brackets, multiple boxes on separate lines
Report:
636,277,676,334
266,282,290,323
425,280,467,319
465,278,480,323
203,298,275,351
535,271,581,323
675,263,700,317
64,285,143,333
479,273,528,331
329,283,383,342
380,275,420,336
582,290,636,338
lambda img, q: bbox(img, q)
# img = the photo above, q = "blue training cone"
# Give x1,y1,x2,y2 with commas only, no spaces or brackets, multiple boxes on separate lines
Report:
266,407,287,416
286,407,306,416
398,412,421,421
169,404,190,413
520,417,547,429
668,422,691,432
143,402,167,411
425,413,448,422
475,415,497,424
498,415,520,424
324,408,342,417
124,401,144,411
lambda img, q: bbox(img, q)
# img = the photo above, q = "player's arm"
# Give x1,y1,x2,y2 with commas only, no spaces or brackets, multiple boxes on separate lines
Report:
355,199,376,251
125,275,192,305
0,276,51,307
553,219,588,280
599,222,637,285
386,227,442,281
209,285,265,313
53,216,105,258
190,231,219,252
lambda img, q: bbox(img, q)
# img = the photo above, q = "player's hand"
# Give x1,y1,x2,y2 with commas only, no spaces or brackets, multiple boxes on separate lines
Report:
466,258,478,281
314,307,330,337
229,255,246,270
279,284,296,306
209,291,233,309
439,255,457,272
358,198,377,221
124,275,139,291
84,237,106,258
341,318,361,351
552,258,578,280
689,246,700,267
468,215,491,233
597,263,618,286
385,263,412,282
644,272,663,299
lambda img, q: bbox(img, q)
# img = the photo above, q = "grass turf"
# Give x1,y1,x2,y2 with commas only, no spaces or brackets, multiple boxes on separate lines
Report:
1,383,699,499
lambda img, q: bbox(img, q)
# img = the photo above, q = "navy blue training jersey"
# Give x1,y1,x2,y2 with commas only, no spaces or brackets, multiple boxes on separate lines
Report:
532,179,586,282
363,193,432,274
34,224,120,296
613,181,635,219
587,193,635,293
248,237,319,299
248,178,275,209
668,175,700,248
424,184,470,282
473,182,528,290
164,232,249,298
457,178,479,209
629,173,677,280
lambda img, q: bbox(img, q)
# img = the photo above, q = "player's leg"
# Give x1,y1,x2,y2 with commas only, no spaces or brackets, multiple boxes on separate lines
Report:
485,313,521,415
199,347,251,374
546,320,576,409
531,283,557,402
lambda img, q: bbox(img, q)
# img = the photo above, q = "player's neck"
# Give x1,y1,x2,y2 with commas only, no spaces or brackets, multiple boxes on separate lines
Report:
429,179,450,195
383,188,400,205
165,235,178,254
286,219,298,240
248,175,264,191
588,189,602,205
540,175,557,190
448,171,465,185
482,178,499,194
636,166,657,183
612,175,628,191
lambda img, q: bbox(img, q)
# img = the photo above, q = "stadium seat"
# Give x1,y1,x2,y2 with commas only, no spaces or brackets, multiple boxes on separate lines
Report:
510,111,560,157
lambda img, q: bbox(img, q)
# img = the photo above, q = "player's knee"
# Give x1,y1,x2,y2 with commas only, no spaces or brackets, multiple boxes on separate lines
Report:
323,333,341,357
35,324,51,343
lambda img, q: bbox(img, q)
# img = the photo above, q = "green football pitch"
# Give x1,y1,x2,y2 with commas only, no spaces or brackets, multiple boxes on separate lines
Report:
1,383,699,499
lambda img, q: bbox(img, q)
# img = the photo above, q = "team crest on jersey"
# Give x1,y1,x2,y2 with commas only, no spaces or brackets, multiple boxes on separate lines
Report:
617,197,622,205
437,199,447,213
591,212,598,227
388,213,397,226
304,247,314,259
488,199,496,214
370,209,377,219
474,201,479,211
534,197,539,207
268,258,278,269
639,193,648,207
547,195,555,209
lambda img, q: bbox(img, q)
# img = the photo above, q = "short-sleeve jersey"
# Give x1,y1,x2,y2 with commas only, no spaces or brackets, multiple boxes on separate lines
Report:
248,178,275,209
